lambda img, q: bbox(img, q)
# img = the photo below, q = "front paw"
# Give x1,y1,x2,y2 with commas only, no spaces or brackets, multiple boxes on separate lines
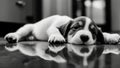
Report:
48,34,66,53
48,34,66,44
105,34,120,44
4,33,20,43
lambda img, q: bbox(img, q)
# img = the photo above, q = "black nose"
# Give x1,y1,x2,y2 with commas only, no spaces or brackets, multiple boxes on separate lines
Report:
80,35,89,42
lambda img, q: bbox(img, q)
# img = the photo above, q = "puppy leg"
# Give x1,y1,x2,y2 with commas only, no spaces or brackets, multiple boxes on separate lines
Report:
4,24,34,43
47,26,66,53
103,32,120,44
47,26,66,43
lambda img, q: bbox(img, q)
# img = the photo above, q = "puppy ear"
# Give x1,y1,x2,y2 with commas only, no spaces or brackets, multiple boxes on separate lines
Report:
59,20,73,39
96,27,105,44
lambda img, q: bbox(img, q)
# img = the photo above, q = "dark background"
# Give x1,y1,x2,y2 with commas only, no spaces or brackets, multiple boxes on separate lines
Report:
0,0,120,37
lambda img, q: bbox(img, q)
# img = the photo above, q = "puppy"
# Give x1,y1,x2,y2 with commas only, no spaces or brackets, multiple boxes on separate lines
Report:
4,15,120,52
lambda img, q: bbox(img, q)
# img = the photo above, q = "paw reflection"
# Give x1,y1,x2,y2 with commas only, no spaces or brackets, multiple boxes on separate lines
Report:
5,41,66,63
103,45,120,54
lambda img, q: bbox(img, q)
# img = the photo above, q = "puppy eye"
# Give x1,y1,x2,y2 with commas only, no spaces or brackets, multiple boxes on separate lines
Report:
72,26,79,31
72,25,80,30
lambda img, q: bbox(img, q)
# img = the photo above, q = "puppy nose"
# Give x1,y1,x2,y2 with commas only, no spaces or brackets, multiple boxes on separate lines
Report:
80,35,89,42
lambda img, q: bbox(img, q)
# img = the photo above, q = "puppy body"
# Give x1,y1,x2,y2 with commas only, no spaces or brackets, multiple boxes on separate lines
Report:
5,15,72,42
34,15,72,41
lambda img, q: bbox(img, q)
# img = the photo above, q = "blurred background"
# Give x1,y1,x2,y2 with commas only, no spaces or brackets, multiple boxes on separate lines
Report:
0,0,120,68
0,0,120,37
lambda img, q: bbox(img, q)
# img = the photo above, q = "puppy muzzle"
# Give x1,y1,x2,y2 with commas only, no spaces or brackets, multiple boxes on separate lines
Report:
68,30,96,45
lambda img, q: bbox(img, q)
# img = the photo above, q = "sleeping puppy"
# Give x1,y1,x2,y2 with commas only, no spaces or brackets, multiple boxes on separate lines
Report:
4,15,120,52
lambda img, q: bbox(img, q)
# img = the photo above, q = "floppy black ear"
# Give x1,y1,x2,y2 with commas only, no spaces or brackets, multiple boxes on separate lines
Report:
58,20,73,39
96,27,105,44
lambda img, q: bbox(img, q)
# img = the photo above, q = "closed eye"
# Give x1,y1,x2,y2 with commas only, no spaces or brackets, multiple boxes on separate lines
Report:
69,23,82,35
71,23,83,30
72,26,79,30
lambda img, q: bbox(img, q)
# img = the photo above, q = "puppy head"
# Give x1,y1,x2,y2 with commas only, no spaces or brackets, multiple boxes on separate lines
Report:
66,16,104,45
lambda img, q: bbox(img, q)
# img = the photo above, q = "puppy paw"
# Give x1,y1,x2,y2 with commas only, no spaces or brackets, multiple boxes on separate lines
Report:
104,33,120,44
48,34,66,44
48,34,66,53
4,33,20,43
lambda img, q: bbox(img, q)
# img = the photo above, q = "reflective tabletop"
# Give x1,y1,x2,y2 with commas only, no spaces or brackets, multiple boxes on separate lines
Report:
0,41,120,68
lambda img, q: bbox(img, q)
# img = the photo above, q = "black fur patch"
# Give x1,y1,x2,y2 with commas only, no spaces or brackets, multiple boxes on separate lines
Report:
59,20,73,40
89,22,105,44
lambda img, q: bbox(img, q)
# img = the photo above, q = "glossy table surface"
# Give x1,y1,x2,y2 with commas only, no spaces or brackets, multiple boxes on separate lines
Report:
0,40,120,68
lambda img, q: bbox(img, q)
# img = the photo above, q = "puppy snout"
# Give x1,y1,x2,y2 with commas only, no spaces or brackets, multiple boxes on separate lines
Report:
80,35,89,42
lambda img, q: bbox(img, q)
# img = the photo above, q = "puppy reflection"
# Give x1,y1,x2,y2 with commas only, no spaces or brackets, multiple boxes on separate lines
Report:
67,44,104,67
5,42,104,67
5,41,66,63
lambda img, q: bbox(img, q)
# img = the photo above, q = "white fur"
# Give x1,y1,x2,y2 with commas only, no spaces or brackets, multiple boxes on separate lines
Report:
84,17,92,30
5,15,72,41
103,32,120,44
